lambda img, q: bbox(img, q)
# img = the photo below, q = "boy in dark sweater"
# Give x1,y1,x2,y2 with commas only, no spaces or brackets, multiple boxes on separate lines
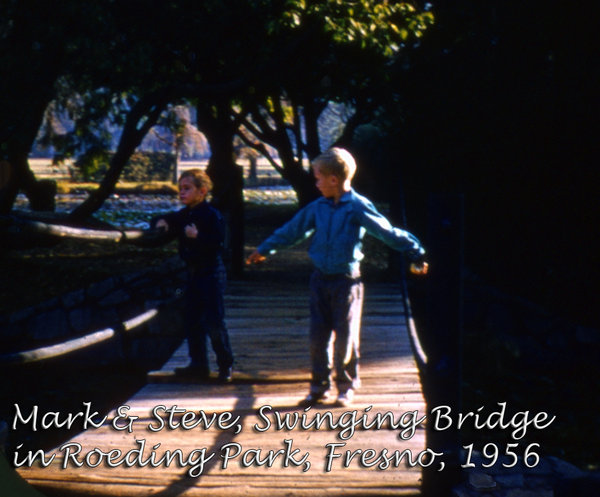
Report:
153,169,233,382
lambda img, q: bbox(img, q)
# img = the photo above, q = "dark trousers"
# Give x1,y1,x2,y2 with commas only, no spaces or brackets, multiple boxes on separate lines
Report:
309,270,364,395
184,262,233,371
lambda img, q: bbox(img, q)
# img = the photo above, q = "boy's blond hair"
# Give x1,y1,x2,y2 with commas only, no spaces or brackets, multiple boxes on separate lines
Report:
312,148,357,181
179,168,213,191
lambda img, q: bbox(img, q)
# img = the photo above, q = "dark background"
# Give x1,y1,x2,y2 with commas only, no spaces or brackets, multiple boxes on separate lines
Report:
363,1,598,330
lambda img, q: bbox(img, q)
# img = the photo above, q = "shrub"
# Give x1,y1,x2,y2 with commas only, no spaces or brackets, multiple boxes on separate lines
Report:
122,152,175,182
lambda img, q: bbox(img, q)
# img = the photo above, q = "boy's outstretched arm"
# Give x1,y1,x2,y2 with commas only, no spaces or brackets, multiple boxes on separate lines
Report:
354,198,429,275
246,204,316,266
246,250,267,265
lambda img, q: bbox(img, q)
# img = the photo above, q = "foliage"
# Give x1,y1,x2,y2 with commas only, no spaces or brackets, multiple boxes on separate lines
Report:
228,1,434,203
271,0,434,110
278,0,433,53
72,147,111,182
67,151,175,183
2,0,434,215
122,152,175,183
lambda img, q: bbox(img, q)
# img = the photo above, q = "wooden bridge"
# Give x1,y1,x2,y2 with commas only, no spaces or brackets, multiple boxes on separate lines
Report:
16,276,427,496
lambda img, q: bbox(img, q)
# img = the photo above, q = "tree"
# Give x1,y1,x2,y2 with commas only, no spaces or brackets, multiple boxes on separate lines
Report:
2,0,435,283
232,0,435,205
2,1,433,215
196,98,246,276
68,90,171,221
0,0,117,214
233,135,263,184
33,0,267,221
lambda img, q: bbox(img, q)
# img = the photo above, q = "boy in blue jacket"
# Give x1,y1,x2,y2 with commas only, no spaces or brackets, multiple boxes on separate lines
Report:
154,169,233,383
247,148,426,406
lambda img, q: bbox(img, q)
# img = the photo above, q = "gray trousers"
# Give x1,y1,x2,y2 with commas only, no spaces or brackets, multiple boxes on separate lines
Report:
309,270,364,395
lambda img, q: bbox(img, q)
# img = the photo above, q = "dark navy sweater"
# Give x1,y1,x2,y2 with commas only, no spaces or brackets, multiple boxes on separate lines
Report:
152,201,225,272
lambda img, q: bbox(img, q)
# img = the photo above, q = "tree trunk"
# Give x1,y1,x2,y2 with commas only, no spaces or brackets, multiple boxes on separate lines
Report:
303,99,327,160
0,87,59,214
197,101,245,277
241,100,320,207
248,156,258,182
280,161,319,206
0,1,69,214
273,137,319,206
0,127,58,215
172,152,179,185
0,157,27,215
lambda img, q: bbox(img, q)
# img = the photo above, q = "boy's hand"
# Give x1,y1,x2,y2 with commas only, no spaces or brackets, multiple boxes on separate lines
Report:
155,219,169,231
246,250,267,265
409,261,429,275
184,223,198,238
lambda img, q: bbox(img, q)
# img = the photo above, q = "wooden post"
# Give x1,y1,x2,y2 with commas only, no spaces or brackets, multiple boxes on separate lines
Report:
420,193,464,496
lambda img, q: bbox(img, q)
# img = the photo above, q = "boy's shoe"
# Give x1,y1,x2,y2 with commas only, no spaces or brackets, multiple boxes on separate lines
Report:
298,391,331,408
335,389,354,408
217,367,233,383
175,365,210,380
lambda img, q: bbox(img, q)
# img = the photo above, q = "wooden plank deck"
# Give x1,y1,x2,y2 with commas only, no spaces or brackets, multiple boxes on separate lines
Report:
17,279,426,496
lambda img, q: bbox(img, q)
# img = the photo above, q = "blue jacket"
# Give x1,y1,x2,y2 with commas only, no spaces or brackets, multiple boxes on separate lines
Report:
257,189,425,275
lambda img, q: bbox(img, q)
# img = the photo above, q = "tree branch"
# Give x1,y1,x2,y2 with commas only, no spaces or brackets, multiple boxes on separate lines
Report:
234,131,284,176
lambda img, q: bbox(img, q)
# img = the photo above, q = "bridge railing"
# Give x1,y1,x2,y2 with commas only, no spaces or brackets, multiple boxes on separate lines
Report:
1,216,186,366
0,307,165,366
400,193,465,497
1,214,170,246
